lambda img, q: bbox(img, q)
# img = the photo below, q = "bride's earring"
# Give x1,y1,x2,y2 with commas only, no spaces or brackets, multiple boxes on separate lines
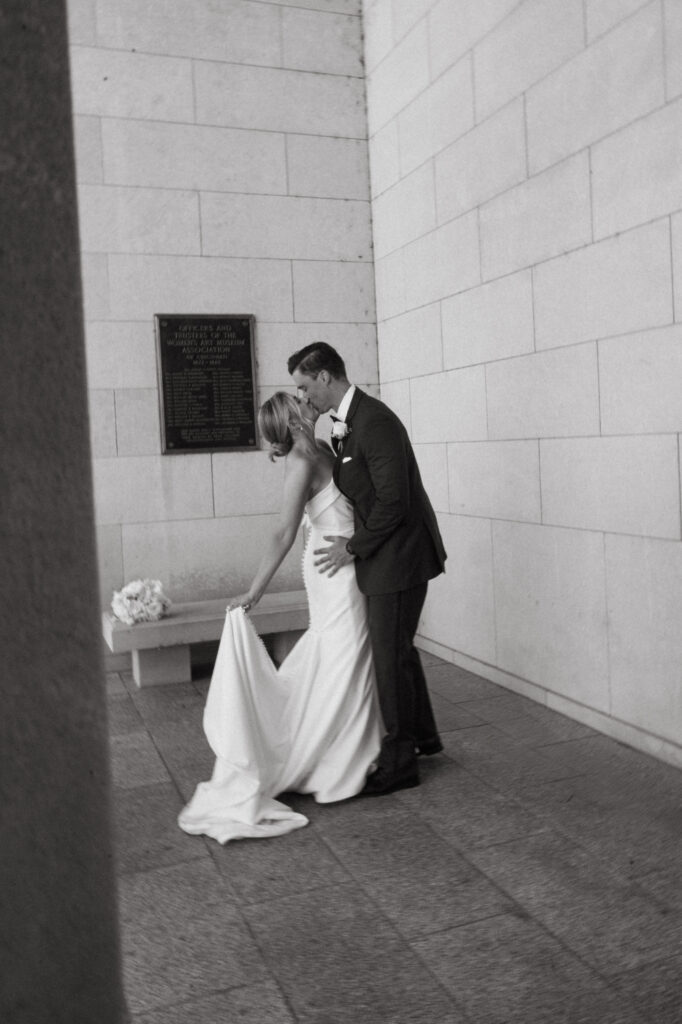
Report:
288,422,304,447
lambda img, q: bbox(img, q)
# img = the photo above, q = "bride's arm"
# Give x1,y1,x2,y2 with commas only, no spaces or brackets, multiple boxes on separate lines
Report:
227,452,313,610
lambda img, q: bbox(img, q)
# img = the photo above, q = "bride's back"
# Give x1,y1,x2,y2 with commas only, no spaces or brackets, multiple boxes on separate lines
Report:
287,442,335,501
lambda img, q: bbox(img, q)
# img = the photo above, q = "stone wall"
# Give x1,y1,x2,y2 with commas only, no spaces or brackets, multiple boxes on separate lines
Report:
364,0,682,766
67,0,377,608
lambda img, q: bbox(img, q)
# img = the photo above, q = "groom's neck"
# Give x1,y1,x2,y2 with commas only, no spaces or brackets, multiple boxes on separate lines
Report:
329,379,351,411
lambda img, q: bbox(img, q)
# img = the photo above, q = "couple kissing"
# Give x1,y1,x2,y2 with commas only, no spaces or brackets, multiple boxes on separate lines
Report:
178,342,447,844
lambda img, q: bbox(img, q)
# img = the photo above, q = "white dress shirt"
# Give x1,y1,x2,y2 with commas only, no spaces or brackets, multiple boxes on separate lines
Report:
334,384,356,422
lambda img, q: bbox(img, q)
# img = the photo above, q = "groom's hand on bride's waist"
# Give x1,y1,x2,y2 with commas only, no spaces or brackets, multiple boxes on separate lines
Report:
313,535,355,576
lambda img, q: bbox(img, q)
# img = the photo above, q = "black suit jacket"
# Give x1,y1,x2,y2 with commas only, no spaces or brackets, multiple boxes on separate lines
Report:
332,389,446,596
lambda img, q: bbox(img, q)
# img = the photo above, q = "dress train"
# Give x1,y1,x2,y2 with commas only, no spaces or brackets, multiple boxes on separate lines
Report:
178,480,382,843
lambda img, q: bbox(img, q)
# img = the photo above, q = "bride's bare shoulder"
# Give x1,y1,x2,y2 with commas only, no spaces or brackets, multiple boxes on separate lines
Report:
284,446,316,481
314,446,336,479
286,445,333,497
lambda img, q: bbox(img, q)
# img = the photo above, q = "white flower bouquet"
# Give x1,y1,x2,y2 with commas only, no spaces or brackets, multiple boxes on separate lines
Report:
111,578,171,625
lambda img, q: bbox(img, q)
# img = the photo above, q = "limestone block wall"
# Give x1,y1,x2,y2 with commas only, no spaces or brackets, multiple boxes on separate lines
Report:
67,0,377,609
364,0,682,766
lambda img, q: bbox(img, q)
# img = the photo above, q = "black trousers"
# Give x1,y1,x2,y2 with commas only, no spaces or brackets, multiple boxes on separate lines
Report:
367,581,439,774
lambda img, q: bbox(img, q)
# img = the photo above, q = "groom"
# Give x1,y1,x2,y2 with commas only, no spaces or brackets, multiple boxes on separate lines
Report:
288,342,447,795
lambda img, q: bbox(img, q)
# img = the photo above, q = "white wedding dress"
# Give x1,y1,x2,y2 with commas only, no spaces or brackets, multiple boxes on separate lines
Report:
178,479,382,843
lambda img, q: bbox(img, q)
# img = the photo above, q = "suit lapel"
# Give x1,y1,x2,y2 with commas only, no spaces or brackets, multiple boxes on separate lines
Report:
335,388,363,458
333,388,363,489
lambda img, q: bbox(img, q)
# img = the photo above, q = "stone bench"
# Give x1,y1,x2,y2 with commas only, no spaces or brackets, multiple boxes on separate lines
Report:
102,590,309,687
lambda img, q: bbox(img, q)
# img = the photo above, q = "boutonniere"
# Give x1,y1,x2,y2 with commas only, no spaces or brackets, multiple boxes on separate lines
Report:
331,419,351,441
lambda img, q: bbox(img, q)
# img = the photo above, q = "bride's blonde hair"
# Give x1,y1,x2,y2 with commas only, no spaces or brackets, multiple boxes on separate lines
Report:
258,392,317,462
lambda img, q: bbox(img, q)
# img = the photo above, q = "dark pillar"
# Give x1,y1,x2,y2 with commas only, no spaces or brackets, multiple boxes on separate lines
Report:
0,2,127,1020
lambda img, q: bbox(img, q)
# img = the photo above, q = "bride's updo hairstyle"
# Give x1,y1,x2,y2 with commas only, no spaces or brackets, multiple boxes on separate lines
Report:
258,392,317,462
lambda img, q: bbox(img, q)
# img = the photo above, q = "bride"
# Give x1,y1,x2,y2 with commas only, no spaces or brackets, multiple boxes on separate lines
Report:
178,392,383,842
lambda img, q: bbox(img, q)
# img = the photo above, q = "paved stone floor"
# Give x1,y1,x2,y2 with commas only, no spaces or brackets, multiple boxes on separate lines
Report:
107,653,682,1023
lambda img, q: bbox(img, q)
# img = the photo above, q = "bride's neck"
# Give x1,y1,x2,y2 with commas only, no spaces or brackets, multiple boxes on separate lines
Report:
289,428,314,458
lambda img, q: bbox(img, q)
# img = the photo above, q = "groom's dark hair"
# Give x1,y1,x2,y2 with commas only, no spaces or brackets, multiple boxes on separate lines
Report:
287,342,347,379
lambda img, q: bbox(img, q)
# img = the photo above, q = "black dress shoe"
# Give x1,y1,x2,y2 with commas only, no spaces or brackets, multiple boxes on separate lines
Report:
359,767,420,797
415,737,444,756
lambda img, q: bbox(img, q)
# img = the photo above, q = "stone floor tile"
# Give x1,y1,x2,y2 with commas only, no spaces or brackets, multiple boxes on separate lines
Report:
145,717,211,771
493,708,597,747
106,694,145,736
168,755,217,803
208,821,352,905
429,691,487,732
466,832,682,975
277,791,393,847
378,871,514,940
636,865,682,911
119,860,265,1015
244,883,467,1023
112,781,210,875
305,793,473,885
582,749,682,811
106,672,128,699
610,952,682,1023
301,794,510,938
416,650,450,668
531,739,682,823
109,731,171,789
193,675,212,698
518,699,598,733
442,724,584,793
512,774,682,882
456,694,539,724
397,760,548,850
132,980,297,1023
513,774,620,821
120,670,139,694
632,752,682,790
536,733,654,779
413,913,646,1024
426,663,507,702
130,681,204,728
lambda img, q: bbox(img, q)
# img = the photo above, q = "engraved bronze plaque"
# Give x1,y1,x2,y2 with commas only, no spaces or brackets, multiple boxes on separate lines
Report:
155,314,258,453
